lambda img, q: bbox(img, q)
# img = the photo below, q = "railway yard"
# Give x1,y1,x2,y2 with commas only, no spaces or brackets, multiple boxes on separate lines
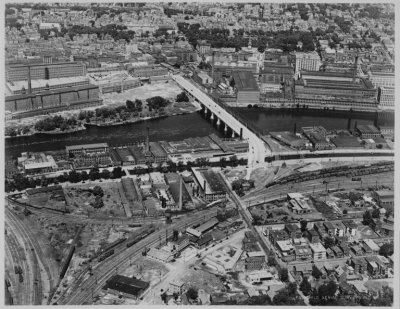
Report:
5,158,395,305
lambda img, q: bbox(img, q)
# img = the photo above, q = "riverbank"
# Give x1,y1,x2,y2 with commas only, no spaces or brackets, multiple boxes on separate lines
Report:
5,125,87,139
5,102,202,139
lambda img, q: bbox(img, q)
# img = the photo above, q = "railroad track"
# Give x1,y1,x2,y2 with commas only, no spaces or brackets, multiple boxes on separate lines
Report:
59,208,218,305
5,222,31,304
7,197,167,225
243,171,394,204
6,208,56,305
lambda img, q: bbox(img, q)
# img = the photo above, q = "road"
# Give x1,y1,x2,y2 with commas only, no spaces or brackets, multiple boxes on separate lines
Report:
172,75,270,166
57,207,219,305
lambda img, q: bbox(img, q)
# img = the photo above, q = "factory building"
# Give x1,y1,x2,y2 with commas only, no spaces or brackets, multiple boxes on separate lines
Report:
232,71,260,105
191,168,227,202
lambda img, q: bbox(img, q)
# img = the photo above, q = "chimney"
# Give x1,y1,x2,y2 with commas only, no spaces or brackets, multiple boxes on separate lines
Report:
146,126,150,153
353,54,359,83
27,65,32,94
178,177,183,210
203,180,207,194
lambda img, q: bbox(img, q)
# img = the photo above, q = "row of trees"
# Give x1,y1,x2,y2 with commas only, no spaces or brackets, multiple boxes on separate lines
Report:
5,166,125,193
5,126,30,137
34,115,77,132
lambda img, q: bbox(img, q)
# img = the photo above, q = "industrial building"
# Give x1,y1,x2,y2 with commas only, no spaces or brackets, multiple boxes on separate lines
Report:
6,76,90,95
6,61,87,82
295,51,321,77
104,275,149,299
5,84,102,119
66,143,109,156
191,168,227,202
294,71,378,110
128,65,168,79
232,71,260,105
88,71,141,93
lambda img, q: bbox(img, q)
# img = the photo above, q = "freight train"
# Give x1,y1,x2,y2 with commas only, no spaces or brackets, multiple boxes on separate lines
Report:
98,249,115,262
126,226,156,248
100,237,127,254
266,161,394,188
59,245,76,279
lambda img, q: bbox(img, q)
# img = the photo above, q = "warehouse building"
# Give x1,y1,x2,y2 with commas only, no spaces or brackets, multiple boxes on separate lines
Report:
5,84,102,119
191,168,227,202
232,71,260,105
66,143,109,156
104,275,149,299
6,61,87,82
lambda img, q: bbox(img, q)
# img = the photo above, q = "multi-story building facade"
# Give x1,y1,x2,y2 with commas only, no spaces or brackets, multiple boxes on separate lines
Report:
6,62,87,82
378,86,394,109
295,51,321,77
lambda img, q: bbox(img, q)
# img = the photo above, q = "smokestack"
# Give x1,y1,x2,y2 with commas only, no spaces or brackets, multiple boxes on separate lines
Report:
353,55,359,83
146,126,150,153
178,177,183,210
211,51,215,82
27,65,32,94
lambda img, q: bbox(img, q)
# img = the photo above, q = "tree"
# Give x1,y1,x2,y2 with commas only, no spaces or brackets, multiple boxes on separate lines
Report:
299,277,312,296
92,196,104,209
323,236,335,249
300,220,308,232
362,210,373,226
101,169,111,179
312,264,322,279
371,208,381,218
92,185,104,197
5,127,17,137
231,180,242,191
279,268,289,282
89,167,100,181
186,287,198,300
379,243,394,258
176,91,189,102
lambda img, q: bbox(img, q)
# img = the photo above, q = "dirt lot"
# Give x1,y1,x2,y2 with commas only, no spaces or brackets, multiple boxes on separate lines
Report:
64,182,127,217
101,81,184,107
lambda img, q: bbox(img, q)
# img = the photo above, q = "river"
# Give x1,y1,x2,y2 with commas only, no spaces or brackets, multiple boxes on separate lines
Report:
5,109,394,160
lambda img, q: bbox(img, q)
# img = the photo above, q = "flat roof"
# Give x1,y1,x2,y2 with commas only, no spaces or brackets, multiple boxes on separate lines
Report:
232,71,259,91
66,143,108,151
331,135,362,148
356,124,380,134
7,76,89,91
6,84,98,101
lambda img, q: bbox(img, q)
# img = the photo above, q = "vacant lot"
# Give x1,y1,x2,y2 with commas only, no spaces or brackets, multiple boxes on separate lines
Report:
102,81,183,107
64,182,127,217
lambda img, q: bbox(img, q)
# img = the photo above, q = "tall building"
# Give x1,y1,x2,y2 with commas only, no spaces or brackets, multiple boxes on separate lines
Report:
295,51,321,77
368,72,395,88
378,87,394,109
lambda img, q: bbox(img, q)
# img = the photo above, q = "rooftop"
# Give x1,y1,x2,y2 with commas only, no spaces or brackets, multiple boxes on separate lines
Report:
232,71,259,91
66,143,108,151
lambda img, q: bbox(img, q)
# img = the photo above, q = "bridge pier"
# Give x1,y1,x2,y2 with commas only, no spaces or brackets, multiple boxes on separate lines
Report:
210,113,214,120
